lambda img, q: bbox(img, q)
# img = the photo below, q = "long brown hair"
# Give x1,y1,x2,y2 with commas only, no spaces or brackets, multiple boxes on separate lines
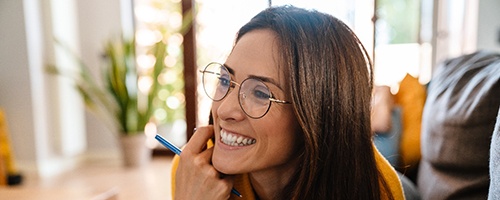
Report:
235,6,393,200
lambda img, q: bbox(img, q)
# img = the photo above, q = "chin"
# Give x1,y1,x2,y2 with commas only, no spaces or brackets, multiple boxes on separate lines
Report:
212,152,239,174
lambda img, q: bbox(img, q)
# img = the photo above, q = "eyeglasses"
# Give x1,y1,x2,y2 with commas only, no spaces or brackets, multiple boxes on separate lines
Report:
200,62,291,119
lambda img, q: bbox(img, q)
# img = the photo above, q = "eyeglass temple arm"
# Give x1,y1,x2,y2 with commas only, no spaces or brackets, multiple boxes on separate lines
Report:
269,98,291,104
199,69,219,75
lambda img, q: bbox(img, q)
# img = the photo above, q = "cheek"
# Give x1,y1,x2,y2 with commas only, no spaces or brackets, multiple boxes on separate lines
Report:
255,126,302,170
260,113,302,156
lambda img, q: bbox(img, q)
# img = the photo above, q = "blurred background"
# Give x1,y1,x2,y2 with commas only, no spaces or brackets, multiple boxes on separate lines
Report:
0,0,499,199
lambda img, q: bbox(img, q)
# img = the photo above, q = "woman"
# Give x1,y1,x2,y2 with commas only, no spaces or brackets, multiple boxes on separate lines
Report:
171,5,404,200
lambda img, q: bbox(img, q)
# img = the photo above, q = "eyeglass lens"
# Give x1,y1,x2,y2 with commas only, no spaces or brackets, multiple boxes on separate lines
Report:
202,63,272,118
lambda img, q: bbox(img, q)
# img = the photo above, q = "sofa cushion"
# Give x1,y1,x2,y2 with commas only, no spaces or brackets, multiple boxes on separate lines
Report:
417,51,500,199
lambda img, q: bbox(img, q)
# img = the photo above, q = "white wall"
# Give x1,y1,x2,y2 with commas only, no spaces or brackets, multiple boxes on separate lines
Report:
76,0,124,157
0,0,37,163
477,0,500,53
0,0,124,177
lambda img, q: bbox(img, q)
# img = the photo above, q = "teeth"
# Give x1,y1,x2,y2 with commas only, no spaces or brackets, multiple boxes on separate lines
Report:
220,129,256,146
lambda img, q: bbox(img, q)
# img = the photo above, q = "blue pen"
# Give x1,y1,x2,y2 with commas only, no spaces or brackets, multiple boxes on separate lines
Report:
155,134,243,198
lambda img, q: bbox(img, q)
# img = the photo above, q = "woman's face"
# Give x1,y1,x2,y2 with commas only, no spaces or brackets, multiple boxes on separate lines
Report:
211,29,302,175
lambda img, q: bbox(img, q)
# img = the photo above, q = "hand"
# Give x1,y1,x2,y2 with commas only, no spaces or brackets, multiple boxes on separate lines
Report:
174,126,234,200
371,85,394,133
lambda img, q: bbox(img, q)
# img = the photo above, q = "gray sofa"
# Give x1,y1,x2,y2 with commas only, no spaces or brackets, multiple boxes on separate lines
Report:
417,51,500,199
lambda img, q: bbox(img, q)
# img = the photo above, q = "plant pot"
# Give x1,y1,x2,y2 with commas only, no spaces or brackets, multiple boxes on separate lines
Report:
119,133,152,167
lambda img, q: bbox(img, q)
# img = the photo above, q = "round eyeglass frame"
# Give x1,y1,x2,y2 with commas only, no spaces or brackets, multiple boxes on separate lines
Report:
200,62,291,119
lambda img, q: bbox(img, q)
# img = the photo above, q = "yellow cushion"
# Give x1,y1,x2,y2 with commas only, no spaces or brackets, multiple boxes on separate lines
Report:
394,74,426,169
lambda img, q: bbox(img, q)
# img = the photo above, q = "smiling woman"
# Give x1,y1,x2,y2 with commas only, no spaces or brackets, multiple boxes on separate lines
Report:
210,29,301,184
170,5,404,200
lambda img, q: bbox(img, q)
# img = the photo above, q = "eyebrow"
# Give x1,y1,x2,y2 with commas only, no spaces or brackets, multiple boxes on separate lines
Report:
224,63,284,91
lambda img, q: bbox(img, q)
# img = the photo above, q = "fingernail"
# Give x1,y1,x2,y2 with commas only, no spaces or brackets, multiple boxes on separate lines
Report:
193,127,197,133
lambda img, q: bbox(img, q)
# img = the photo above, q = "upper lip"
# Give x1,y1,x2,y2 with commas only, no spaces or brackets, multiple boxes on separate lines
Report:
219,126,252,138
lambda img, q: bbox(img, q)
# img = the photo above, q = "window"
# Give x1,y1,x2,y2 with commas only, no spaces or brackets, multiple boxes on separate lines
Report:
134,0,187,148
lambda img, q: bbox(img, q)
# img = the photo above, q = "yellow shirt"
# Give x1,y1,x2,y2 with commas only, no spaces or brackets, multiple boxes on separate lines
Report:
171,142,404,200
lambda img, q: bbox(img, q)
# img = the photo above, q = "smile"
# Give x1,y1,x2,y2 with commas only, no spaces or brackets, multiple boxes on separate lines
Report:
220,129,256,146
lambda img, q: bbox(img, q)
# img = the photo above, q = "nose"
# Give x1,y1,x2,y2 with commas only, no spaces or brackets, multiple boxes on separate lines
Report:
215,86,246,122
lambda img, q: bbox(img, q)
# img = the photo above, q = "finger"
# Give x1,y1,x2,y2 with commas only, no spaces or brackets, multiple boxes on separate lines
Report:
219,175,235,198
184,125,214,154
192,146,214,166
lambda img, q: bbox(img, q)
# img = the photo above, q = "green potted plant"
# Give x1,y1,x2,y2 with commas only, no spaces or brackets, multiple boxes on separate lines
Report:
101,37,165,135
47,36,179,167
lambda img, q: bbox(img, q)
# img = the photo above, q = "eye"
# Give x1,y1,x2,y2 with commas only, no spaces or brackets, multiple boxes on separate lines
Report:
252,86,271,100
219,76,231,87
